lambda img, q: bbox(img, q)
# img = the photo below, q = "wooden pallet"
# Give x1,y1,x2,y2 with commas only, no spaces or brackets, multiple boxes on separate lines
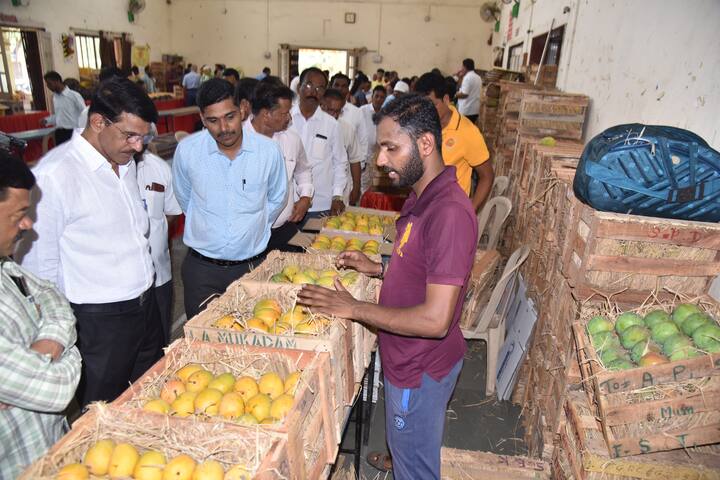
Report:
112,340,335,478
20,403,290,480
573,296,720,458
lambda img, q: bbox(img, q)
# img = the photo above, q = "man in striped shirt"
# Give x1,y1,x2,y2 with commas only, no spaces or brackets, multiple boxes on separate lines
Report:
0,151,81,478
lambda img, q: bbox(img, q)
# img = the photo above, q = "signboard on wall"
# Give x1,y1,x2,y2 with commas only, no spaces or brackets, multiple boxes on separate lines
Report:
131,44,150,67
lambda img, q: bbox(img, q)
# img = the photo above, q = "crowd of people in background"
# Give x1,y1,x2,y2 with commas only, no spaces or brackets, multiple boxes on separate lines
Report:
1,56,491,478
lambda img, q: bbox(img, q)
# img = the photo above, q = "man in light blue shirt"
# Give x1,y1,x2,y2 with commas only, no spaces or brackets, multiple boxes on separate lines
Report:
173,78,287,319
182,64,202,106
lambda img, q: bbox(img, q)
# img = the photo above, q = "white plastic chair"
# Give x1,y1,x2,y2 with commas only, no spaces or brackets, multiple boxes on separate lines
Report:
492,175,509,196
477,196,512,250
461,245,530,395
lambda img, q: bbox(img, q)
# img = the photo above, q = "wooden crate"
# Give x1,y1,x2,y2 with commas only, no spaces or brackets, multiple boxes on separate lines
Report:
573,295,720,458
525,64,558,89
562,202,720,302
20,403,289,480
557,389,720,479
459,249,502,330
519,91,589,140
440,447,551,479
112,339,335,478
183,280,356,440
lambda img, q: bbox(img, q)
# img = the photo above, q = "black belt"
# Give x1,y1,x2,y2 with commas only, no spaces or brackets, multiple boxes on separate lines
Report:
189,248,263,267
70,287,153,313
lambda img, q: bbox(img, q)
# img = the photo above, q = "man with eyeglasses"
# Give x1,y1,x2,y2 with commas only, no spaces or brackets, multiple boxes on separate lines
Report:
173,79,286,319
18,78,164,407
0,151,81,479
289,67,348,218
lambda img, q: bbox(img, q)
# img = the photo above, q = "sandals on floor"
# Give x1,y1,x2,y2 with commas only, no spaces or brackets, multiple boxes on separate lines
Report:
366,451,393,472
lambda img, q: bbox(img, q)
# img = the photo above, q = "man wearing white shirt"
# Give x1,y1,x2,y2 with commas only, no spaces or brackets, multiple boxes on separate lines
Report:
41,71,86,146
322,88,362,206
19,78,163,407
248,82,314,251
360,85,388,193
330,74,370,202
455,58,482,124
289,67,348,217
135,140,182,345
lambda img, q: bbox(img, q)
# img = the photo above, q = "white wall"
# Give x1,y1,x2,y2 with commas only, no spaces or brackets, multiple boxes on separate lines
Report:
0,0,172,80
168,0,495,78
494,0,720,147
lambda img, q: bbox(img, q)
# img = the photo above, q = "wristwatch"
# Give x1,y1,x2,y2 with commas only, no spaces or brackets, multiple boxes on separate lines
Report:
332,196,344,202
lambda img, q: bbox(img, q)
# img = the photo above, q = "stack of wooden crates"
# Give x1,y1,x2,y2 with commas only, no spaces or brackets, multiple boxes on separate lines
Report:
501,91,720,478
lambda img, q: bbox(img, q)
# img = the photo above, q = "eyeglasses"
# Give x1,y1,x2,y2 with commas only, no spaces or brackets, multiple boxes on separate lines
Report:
302,82,326,94
103,117,154,145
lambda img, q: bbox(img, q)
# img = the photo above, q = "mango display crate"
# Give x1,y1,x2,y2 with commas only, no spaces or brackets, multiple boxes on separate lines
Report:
518,90,589,141
288,230,393,257
240,250,379,394
112,339,335,478
183,280,356,442
20,403,290,480
561,202,720,303
440,447,551,479
554,389,720,479
303,206,398,237
573,295,720,458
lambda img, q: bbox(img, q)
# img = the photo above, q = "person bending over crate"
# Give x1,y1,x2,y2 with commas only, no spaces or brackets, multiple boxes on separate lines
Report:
299,94,477,480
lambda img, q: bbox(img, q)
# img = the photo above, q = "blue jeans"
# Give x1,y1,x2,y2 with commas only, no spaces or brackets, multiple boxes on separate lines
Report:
383,359,463,480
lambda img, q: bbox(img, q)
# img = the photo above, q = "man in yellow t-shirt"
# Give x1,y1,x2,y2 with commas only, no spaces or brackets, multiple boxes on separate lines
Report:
415,72,494,211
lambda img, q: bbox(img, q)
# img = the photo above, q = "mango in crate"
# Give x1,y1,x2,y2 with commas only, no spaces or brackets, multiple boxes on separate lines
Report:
258,372,284,400
693,323,720,353
591,331,620,352
662,334,693,356
650,321,680,344
681,313,713,336
134,450,166,480
208,372,236,394
643,309,672,329
56,463,89,480
83,439,115,475
225,464,252,480
171,391,197,418
143,398,170,414
246,393,272,422
193,460,225,480
254,298,282,315
246,316,270,333
630,340,661,363
672,303,703,327
194,388,223,416
163,454,196,480
234,376,259,402
160,379,186,404
619,325,650,349
587,316,613,335
639,351,669,366
213,314,237,329
615,312,644,334
284,371,301,395
270,394,295,420
186,369,213,392
218,392,245,419
108,442,139,478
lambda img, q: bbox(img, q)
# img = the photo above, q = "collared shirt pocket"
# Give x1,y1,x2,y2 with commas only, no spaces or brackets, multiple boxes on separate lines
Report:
311,135,328,161
234,180,266,213
144,190,165,219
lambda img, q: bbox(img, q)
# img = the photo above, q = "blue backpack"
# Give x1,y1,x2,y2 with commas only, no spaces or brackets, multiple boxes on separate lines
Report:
573,124,720,222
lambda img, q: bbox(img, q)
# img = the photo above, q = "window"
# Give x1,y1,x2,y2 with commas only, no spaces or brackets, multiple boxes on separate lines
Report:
530,25,565,66
75,34,101,70
507,42,524,71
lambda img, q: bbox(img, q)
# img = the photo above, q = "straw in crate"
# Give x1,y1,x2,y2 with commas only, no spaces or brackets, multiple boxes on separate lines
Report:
573,291,720,457
113,339,335,479
183,281,357,441
20,403,287,480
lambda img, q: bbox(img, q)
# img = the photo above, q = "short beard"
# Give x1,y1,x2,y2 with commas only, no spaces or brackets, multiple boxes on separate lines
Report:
395,141,424,187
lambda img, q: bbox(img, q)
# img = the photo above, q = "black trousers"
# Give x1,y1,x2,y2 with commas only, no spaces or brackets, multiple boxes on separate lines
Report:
181,250,259,320
54,128,73,145
72,287,163,407
266,222,303,253
155,280,174,347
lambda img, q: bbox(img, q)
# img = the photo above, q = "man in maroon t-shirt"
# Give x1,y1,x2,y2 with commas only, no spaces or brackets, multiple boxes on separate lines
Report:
299,93,478,479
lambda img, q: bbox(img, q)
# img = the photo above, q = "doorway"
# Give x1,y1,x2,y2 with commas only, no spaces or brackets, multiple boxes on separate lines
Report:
0,27,40,111
298,48,348,79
